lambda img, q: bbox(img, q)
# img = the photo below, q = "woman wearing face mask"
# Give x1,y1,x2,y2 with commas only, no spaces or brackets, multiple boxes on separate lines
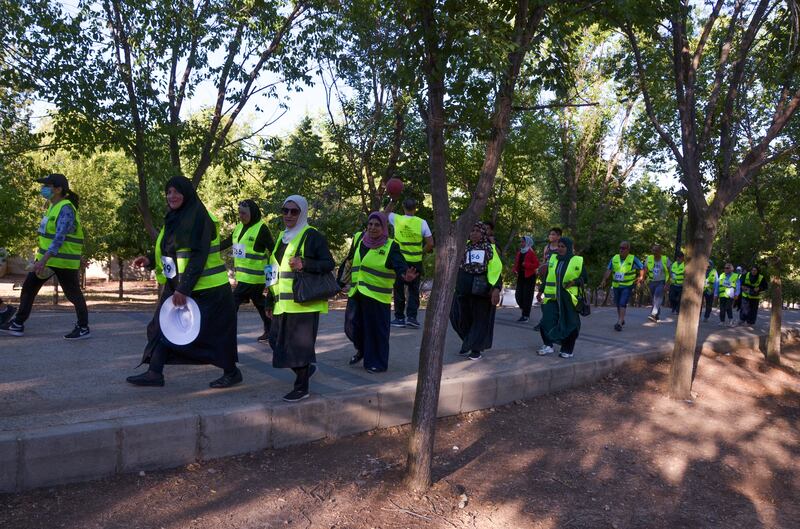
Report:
449,222,503,360
1,174,90,339
127,176,241,388
341,212,418,373
220,199,275,343
265,196,335,402
537,237,586,359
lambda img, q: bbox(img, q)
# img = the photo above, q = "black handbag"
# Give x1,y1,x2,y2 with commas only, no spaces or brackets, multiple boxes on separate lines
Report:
471,274,492,297
291,229,340,303
576,284,591,316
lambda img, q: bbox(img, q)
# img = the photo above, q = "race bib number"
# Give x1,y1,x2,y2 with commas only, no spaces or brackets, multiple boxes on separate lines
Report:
613,271,625,282
232,243,246,259
161,256,177,279
264,264,278,287
466,250,486,265
725,287,735,298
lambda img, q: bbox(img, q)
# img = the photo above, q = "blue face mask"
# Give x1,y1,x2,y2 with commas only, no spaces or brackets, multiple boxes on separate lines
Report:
40,186,54,199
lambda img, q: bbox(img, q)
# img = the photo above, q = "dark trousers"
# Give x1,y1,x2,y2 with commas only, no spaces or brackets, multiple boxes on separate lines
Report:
233,282,270,332
292,366,310,392
394,262,422,320
669,285,683,313
540,326,579,353
346,293,391,371
719,297,734,322
702,291,714,319
15,269,88,327
740,297,759,324
515,274,536,318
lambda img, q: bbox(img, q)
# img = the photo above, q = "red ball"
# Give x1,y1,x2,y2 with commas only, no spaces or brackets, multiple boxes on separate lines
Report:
386,178,404,198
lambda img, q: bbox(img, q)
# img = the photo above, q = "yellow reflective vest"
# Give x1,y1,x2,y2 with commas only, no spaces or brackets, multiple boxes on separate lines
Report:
393,215,424,263
232,220,268,285
611,254,637,288
36,199,84,270
348,233,396,304
543,254,584,307
268,225,329,315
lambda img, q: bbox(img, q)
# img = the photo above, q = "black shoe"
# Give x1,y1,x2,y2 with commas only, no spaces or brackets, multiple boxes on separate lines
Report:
614,323,622,332
390,318,406,328
468,351,482,361
647,314,657,322
126,371,165,387
257,332,269,343
405,317,421,329
282,389,309,402
0,320,24,337
365,366,386,373
0,305,16,325
349,351,364,365
209,368,243,388
457,349,470,356
517,316,529,322
64,325,91,340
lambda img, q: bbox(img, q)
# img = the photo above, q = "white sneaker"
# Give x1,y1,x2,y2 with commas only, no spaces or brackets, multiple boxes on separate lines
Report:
728,320,736,327
537,345,554,356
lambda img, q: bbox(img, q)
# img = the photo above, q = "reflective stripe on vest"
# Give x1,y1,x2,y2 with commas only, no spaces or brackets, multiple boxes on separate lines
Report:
612,254,637,287
233,220,268,284
646,255,669,282
154,212,229,292
393,215,424,263
269,225,329,315
543,255,584,306
704,269,718,292
154,229,166,285
719,272,739,299
348,236,395,304
36,199,84,270
670,261,685,285
741,273,764,299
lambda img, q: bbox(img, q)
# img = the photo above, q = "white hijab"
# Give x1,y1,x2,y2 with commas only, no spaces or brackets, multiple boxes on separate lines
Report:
281,195,309,244
520,235,534,254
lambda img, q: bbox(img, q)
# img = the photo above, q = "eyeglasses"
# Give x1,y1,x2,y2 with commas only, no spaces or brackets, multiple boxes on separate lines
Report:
281,207,300,216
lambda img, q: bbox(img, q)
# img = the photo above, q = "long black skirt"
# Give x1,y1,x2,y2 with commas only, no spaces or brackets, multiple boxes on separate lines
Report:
142,282,238,370
344,292,391,371
269,311,320,368
450,293,495,353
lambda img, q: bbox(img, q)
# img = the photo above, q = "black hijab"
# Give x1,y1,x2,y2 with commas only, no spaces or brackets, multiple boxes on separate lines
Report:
239,199,262,229
556,237,574,261
162,176,211,253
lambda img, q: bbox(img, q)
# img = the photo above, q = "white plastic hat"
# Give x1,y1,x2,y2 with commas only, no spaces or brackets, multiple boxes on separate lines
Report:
159,295,201,345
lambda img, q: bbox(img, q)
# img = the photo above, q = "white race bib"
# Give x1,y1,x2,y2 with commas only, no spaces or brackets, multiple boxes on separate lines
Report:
232,243,246,259
613,271,625,282
161,256,177,279
725,287,735,298
264,264,278,287
466,250,486,265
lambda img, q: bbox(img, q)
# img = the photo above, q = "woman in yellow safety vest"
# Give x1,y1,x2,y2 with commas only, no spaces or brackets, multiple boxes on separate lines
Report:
739,265,768,325
127,176,240,388
537,237,587,358
0,173,90,340
341,212,418,373
220,199,274,343
265,195,335,402
449,222,503,361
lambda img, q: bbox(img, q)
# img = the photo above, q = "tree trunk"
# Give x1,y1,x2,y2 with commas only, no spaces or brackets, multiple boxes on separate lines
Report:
52,275,59,305
404,236,460,491
669,212,715,400
766,273,781,364
118,257,124,300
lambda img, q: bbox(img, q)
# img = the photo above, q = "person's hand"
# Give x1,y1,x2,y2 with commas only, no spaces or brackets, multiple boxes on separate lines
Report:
536,291,542,303
564,281,575,289
133,256,150,268
33,258,48,275
289,256,304,271
172,291,187,307
403,266,419,283
265,307,273,318
491,289,501,306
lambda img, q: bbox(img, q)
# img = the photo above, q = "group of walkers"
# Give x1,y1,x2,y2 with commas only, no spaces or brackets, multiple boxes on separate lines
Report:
0,173,769,401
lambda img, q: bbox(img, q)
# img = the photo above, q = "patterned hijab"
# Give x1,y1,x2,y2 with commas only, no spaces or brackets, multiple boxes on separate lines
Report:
520,235,534,254
460,222,494,274
362,211,389,249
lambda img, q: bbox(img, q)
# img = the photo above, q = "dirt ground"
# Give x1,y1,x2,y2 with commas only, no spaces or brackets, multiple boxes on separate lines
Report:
2,341,799,529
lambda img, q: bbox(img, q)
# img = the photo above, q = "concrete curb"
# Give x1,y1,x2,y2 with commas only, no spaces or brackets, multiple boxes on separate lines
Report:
1,327,795,493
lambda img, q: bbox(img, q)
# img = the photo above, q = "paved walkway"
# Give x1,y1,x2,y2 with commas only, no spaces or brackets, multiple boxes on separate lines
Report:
1,303,797,492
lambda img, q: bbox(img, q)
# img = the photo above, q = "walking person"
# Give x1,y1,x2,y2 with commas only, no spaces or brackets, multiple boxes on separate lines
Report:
701,260,718,322
645,245,671,322
387,198,433,329
221,199,274,343
534,227,562,331
127,176,241,388
715,262,740,327
739,265,768,325
513,236,539,322
266,195,335,402
668,251,685,314
0,299,16,325
342,212,418,372
449,222,502,360
1,173,90,339
599,241,644,331
537,237,587,358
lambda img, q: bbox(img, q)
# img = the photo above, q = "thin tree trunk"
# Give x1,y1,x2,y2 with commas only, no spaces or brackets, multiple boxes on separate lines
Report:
766,271,781,364
118,257,124,300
